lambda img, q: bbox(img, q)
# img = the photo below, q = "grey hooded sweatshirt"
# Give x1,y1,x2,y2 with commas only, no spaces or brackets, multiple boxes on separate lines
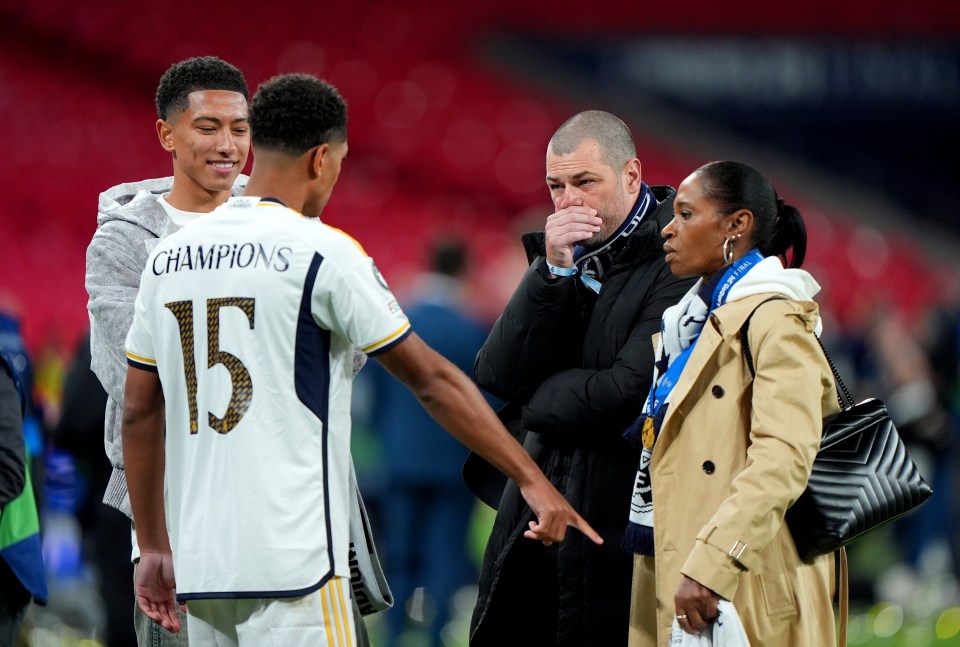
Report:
86,176,252,515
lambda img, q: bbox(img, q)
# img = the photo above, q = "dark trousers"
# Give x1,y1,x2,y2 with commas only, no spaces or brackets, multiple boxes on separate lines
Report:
473,538,559,646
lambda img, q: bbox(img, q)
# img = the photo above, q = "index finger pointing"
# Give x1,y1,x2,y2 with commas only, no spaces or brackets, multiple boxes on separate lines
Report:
573,513,603,545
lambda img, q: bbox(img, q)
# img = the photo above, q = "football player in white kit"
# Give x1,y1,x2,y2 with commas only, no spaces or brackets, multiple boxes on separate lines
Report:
121,73,602,647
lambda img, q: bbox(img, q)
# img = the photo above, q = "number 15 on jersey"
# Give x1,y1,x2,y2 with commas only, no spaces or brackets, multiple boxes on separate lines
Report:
165,297,256,435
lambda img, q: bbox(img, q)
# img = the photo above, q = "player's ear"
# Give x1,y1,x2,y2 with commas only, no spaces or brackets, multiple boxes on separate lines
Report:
157,119,176,153
308,143,330,180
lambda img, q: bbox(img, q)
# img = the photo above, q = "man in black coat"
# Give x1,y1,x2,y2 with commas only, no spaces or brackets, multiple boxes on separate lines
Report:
468,110,694,646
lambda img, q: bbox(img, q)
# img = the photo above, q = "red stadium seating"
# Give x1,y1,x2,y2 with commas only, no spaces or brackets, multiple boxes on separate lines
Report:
0,0,954,352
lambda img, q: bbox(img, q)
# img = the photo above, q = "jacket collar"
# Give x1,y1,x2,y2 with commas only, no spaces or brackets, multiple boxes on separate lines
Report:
97,175,250,235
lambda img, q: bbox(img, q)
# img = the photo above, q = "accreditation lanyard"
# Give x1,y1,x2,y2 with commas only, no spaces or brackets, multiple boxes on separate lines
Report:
640,249,764,445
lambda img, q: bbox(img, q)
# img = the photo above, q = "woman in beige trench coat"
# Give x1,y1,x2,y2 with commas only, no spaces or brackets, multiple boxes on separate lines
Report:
624,161,840,647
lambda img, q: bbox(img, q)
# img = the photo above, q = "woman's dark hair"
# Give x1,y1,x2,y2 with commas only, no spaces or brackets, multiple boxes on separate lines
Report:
696,160,806,268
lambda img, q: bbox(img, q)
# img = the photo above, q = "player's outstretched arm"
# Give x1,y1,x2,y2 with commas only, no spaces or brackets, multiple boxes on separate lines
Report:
122,366,181,632
375,333,602,546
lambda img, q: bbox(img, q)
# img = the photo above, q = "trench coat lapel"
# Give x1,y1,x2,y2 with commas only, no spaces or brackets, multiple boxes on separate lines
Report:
653,322,722,454
652,294,781,455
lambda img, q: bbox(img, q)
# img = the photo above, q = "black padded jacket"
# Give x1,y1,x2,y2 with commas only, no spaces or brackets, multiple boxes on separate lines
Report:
469,186,695,647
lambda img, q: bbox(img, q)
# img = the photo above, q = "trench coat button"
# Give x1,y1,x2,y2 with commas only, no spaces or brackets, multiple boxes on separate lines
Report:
711,385,724,398
702,461,715,474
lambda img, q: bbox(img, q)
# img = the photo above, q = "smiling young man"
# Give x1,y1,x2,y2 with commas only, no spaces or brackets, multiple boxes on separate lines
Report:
155,77,250,213
85,55,251,647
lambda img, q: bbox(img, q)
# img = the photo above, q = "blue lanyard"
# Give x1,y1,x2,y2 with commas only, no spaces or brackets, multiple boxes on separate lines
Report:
643,249,764,419
644,341,696,417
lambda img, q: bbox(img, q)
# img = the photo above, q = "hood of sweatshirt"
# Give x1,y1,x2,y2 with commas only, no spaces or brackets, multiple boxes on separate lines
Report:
96,174,249,235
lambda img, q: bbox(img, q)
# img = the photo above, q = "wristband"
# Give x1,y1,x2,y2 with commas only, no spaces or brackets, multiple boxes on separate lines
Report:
546,261,578,277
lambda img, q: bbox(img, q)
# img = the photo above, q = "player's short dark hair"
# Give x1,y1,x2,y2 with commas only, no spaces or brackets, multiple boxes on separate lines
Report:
249,74,347,156
155,56,250,120
549,110,637,173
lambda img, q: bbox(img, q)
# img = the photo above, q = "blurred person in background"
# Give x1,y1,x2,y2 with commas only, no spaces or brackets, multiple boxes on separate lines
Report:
626,161,837,646
847,297,957,602
51,330,136,646
0,311,48,643
922,296,960,589
466,110,693,646
85,55,251,647
368,239,491,647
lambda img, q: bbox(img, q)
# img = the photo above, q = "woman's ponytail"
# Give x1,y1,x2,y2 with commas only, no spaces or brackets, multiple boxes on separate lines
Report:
765,200,806,268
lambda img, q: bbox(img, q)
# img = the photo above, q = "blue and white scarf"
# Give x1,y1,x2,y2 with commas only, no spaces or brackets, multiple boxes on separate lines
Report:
572,183,656,293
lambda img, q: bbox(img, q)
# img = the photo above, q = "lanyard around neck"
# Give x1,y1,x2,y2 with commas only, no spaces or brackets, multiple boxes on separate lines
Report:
643,248,764,419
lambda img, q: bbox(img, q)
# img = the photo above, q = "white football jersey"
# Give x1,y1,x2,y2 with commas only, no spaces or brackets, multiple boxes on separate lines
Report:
125,197,410,600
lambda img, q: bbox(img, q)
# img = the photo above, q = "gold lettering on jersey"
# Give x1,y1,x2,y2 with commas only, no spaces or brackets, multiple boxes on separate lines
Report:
165,300,200,434
152,244,293,275
164,297,257,437
206,297,255,434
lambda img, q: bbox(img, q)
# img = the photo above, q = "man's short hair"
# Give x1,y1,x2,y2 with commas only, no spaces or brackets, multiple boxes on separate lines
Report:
549,110,637,173
429,239,468,277
249,74,347,156
155,56,250,120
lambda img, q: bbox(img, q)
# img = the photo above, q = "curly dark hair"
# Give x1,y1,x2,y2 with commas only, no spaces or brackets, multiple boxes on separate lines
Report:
249,73,347,156
155,56,250,120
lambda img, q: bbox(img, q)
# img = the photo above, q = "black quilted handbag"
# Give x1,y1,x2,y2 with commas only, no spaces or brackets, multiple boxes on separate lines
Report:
743,300,933,562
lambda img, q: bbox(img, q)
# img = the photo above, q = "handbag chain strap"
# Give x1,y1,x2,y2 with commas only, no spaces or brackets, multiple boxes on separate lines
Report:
813,336,855,410
742,297,854,410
